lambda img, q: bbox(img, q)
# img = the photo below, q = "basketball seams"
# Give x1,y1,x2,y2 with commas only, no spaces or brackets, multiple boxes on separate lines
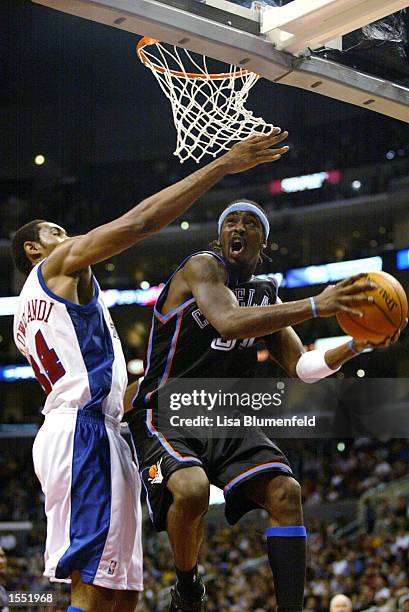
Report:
371,276,402,329
337,312,389,338
390,281,404,329
371,291,399,328
354,280,398,336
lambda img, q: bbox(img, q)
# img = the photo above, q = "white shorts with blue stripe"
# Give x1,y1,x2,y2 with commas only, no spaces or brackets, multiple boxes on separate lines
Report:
32,407,143,591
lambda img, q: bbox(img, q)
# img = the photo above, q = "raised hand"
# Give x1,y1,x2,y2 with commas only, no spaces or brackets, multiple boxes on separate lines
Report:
223,128,289,174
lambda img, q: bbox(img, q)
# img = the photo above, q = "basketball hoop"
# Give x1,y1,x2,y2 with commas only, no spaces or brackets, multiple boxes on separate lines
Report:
136,37,275,163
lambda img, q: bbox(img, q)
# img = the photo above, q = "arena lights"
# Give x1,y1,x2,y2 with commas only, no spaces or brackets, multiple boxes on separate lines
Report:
101,286,163,308
257,272,284,287
0,286,164,316
396,248,409,270
34,154,45,166
269,169,341,195
127,359,144,375
180,221,190,230
286,256,383,288
0,365,35,381
0,253,398,317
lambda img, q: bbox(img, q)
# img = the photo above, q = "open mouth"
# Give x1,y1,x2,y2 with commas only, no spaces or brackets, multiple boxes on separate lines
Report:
230,237,246,258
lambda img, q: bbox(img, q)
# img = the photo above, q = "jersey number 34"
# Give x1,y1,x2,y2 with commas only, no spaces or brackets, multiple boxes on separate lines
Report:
28,330,66,394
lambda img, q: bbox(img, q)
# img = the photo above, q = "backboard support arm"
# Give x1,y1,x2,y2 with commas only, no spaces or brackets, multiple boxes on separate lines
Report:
31,0,409,123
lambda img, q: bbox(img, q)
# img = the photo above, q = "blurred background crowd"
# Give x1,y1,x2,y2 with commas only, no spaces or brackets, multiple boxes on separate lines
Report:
1,439,408,610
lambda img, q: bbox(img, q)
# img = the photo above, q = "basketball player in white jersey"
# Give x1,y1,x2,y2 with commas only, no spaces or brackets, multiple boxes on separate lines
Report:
10,130,290,612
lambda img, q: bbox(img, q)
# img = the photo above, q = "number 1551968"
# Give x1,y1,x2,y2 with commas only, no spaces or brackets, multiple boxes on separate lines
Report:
8,592,55,607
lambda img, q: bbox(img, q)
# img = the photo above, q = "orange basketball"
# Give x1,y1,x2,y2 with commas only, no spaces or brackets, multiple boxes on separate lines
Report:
336,271,408,343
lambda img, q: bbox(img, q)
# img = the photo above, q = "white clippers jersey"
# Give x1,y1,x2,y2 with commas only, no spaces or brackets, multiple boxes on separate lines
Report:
13,261,127,421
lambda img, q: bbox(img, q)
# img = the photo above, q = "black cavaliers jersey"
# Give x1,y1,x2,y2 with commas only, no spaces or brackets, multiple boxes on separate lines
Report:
132,251,278,411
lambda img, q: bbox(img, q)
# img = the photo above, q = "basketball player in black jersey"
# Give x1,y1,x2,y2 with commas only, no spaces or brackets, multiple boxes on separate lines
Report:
127,201,405,612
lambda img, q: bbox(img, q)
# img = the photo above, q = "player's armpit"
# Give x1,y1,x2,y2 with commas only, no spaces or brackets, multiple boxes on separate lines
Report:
265,327,305,378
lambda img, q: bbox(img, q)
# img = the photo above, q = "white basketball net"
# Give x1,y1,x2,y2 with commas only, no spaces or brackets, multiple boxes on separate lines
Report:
137,39,275,163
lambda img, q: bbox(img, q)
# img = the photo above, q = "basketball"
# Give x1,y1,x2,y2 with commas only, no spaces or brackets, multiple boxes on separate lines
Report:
336,271,408,343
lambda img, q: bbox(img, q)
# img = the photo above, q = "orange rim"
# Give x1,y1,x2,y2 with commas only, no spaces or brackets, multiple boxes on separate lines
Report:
136,36,252,80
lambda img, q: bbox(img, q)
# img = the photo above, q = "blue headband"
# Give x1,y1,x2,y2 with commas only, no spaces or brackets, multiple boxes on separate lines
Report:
218,202,270,238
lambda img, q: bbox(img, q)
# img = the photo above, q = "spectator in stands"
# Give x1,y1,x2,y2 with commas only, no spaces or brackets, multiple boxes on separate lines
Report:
329,593,352,611
399,594,409,611
1,440,409,610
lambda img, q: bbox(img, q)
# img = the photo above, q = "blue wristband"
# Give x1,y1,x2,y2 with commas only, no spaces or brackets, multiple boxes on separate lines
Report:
310,296,317,318
348,339,359,354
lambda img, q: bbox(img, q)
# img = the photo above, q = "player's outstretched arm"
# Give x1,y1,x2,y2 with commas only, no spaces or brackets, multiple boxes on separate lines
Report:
184,258,377,340
45,130,289,276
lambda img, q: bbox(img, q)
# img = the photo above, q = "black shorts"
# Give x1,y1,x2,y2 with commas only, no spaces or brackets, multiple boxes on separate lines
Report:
128,408,293,532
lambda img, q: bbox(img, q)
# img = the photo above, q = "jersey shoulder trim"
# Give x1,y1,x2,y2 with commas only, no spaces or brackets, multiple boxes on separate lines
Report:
154,297,195,324
37,262,100,312
154,250,228,324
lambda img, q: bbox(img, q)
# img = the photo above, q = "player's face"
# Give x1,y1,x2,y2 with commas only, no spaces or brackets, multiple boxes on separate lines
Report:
219,211,265,267
36,222,69,256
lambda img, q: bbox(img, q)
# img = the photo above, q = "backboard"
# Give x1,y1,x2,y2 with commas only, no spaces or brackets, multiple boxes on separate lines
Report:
32,0,409,122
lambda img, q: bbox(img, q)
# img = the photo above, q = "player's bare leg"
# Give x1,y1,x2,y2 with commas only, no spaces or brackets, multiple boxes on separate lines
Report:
71,571,116,612
242,474,306,612
243,473,302,526
166,467,209,569
166,467,209,609
114,590,139,611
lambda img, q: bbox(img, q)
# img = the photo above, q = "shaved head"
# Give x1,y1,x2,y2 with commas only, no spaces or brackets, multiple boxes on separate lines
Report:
330,594,353,611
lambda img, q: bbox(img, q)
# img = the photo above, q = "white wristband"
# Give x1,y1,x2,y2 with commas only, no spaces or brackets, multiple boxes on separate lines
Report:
296,350,340,384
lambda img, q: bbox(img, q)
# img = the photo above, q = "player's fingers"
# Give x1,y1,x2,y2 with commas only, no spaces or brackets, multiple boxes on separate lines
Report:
390,329,401,343
257,147,289,162
262,145,289,157
254,130,289,148
344,281,375,294
375,337,392,348
340,294,374,305
337,305,364,318
245,128,281,145
267,132,289,146
338,273,369,287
